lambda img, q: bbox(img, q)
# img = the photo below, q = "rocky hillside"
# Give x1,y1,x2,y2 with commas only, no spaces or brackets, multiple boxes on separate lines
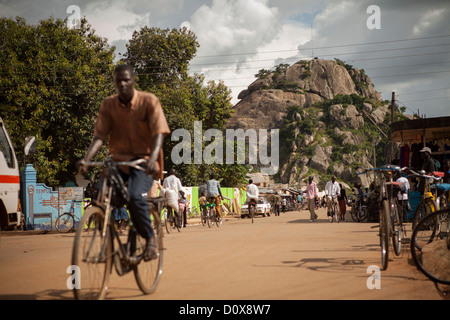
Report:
227,59,401,188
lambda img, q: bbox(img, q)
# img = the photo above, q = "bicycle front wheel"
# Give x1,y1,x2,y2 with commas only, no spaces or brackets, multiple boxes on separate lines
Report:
72,206,112,300
334,203,340,223
380,199,390,270
410,209,450,285
412,198,437,230
391,199,402,256
56,213,75,233
134,204,164,294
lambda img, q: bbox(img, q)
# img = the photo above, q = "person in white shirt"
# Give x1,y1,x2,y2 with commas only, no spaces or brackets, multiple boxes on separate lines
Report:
396,174,410,222
246,179,259,200
325,176,341,221
163,169,183,195
246,179,259,216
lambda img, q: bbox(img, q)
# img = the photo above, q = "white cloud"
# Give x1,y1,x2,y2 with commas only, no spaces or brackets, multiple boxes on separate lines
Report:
183,0,311,103
83,0,150,42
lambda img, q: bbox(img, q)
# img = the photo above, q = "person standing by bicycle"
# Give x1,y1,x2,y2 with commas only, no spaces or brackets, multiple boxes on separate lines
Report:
206,173,223,219
78,64,170,261
306,176,318,222
325,176,341,222
246,179,259,215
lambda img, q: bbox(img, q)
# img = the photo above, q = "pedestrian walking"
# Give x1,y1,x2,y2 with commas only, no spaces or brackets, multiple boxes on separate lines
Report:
306,176,318,222
338,184,347,221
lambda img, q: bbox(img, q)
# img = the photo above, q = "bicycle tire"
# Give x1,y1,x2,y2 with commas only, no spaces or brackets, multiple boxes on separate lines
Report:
392,199,402,256
351,207,360,222
165,208,172,234
250,206,254,223
359,206,368,222
380,199,390,270
56,213,75,233
201,207,207,227
410,209,450,285
72,206,112,300
412,198,437,230
134,204,164,294
175,209,182,232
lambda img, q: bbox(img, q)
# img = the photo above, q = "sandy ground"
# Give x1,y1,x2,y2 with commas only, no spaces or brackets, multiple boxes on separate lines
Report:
0,206,448,302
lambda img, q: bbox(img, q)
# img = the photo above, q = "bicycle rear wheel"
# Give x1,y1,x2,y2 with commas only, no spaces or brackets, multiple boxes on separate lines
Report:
56,213,75,233
72,207,112,300
380,199,390,270
134,205,164,294
410,209,450,285
165,208,173,234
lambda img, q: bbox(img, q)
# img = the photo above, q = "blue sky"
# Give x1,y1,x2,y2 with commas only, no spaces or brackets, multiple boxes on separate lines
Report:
1,0,449,117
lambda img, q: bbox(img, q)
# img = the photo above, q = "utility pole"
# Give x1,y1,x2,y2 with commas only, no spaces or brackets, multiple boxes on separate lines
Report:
389,91,395,163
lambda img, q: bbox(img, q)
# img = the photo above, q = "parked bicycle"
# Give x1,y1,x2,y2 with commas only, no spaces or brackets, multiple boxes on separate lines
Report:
349,194,368,222
56,201,81,233
71,158,164,300
410,207,450,286
408,169,442,229
358,165,406,270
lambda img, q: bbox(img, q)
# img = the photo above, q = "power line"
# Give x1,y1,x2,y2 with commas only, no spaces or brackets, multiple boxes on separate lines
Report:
193,34,450,59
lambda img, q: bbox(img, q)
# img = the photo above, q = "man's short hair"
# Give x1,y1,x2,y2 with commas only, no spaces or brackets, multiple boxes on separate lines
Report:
249,179,253,184
114,64,134,75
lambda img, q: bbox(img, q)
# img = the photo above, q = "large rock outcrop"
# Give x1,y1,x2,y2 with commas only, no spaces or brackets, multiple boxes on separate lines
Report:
226,59,395,188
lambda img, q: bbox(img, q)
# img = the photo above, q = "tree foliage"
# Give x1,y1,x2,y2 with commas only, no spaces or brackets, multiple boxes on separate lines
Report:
122,26,244,186
0,17,115,187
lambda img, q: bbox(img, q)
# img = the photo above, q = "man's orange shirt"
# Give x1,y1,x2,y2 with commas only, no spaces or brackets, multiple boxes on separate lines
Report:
94,89,170,179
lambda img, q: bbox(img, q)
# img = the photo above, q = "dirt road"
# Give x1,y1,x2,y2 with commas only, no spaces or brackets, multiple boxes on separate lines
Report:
0,207,446,301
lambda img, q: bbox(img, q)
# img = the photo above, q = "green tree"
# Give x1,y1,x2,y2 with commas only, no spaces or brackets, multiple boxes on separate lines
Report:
0,17,115,187
123,26,242,186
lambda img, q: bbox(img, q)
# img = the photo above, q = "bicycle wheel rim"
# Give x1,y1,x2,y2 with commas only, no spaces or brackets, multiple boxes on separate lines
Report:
134,208,164,294
72,207,111,300
392,200,402,256
410,209,450,285
56,213,74,233
380,200,390,270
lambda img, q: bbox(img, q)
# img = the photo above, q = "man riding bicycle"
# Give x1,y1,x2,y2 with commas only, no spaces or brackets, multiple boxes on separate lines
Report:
78,65,170,261
325,176,341,222
206,174,223,219
246,179,259,216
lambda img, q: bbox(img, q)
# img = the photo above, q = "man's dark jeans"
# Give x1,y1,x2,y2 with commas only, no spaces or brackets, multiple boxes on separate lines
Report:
119,167,154,239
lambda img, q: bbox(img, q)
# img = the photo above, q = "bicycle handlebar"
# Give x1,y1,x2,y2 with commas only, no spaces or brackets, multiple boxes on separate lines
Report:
357,165,406,175
406,169,442,181
82,158,147,172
